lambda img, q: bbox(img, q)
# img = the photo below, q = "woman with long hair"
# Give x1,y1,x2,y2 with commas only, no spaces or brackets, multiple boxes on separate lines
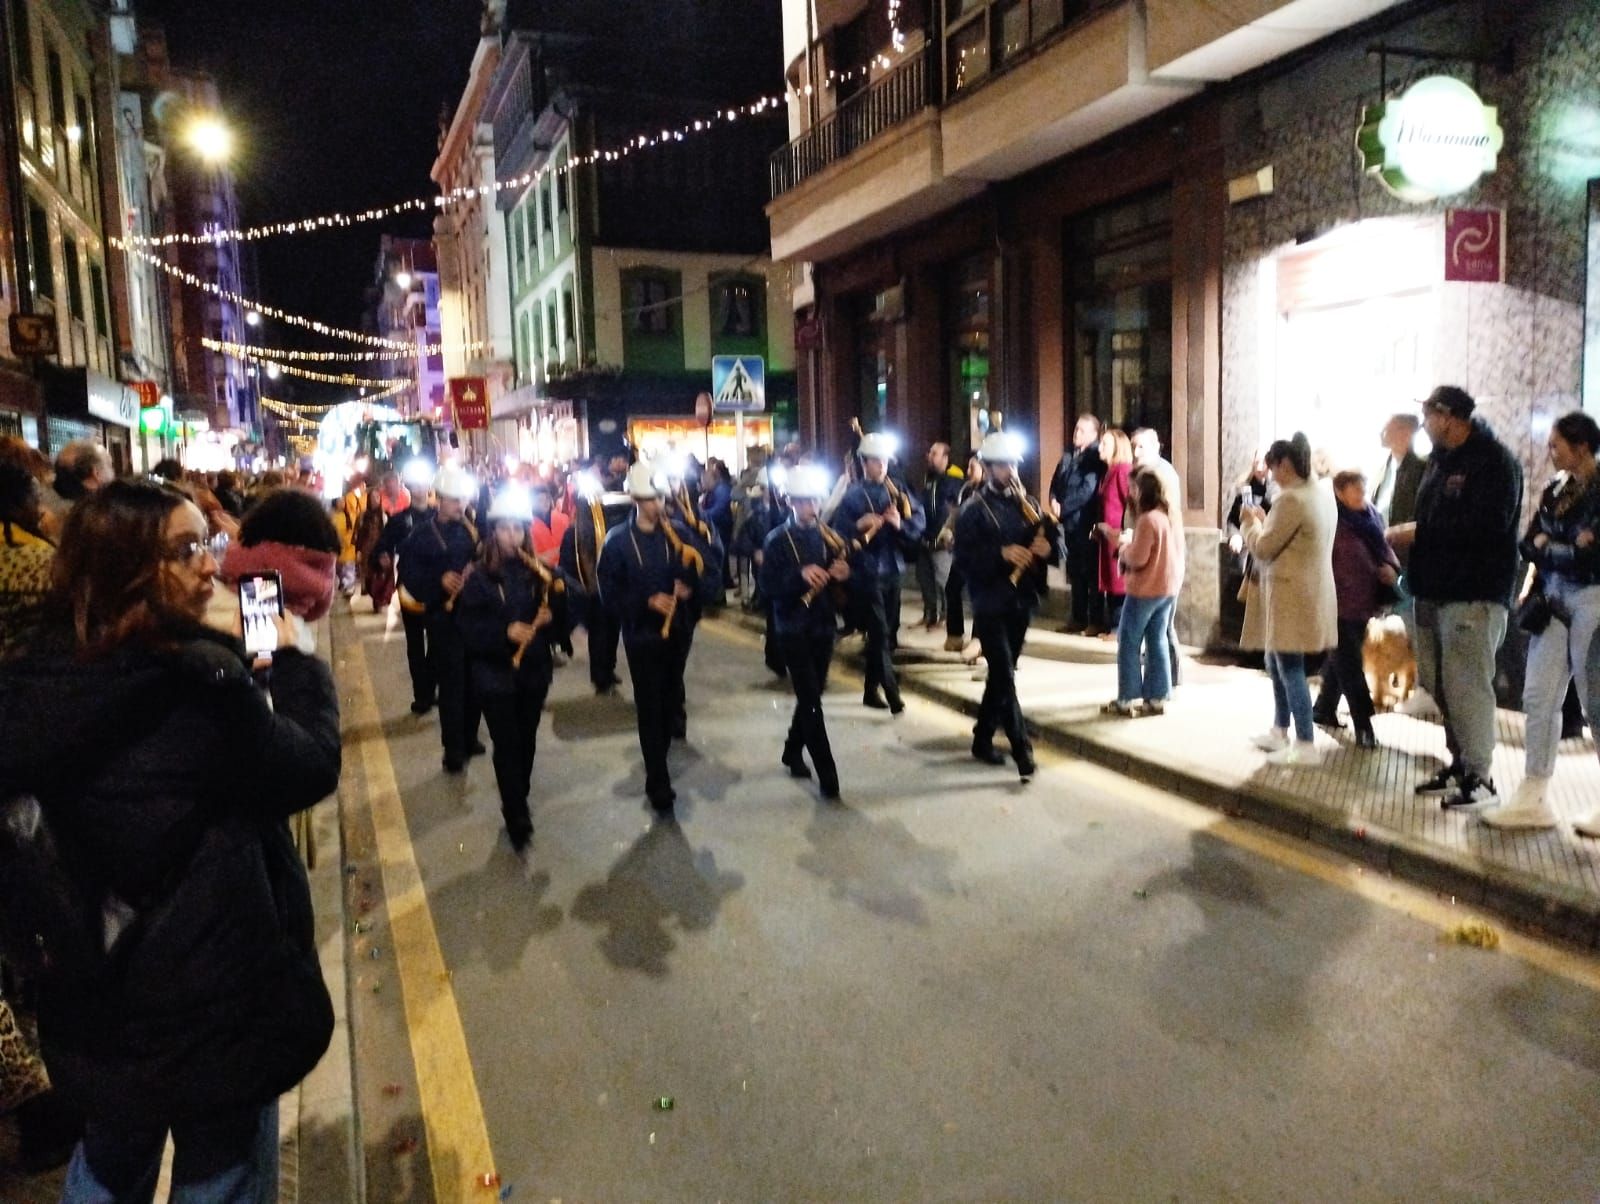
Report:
1238,433,1338,766
1106,468,1185,716
0,479,340,1201
1090,428,1133,637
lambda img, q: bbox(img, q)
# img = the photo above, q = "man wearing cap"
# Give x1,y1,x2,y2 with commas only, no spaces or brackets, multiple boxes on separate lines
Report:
598,462,710,814
954,433,1055,780
761,465,850,800
399,463,486,773
1394,385,1522,809
833,432,924,713
378,468,440,714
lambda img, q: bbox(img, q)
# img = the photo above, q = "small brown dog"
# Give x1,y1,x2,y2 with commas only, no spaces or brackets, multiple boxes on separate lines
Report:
1364,614,1416,712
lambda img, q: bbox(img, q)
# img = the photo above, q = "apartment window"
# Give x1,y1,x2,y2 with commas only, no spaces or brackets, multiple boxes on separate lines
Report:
62,236,82,320
89,261,107,338
561,285,576,355
26,200,52,303
45,47,65,129
545,301,556,356
947,15,990,92
555,155,569,220
623,271,675,335
12,2,32,86
710,275,764,339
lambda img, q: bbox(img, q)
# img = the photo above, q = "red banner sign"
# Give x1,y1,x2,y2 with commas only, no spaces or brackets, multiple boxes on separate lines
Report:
448,376,489,431
132,380,161,409
1444,208,1505,284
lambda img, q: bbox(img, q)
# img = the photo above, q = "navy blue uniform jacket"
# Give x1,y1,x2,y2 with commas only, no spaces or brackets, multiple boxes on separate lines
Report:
955,484,1057,617
397,516,478,614
833,479,925,581
456,555,584,695
760,519,846,639
597,515,709,647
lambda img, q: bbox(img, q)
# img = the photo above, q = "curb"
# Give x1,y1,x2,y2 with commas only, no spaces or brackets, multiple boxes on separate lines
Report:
710,610,1600,950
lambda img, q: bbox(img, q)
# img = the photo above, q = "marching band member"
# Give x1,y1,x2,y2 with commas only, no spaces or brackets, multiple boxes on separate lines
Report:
953,432,1055,781
598,462,710,815
560,469,631,694
832,431,924,713
760,465,849,801
456,484,582,852
398,462,484,773
376,460,439,711
658,455,727,740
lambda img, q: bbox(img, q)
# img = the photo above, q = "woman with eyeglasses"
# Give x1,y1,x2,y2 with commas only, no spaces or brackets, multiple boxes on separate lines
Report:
0,479,341,1202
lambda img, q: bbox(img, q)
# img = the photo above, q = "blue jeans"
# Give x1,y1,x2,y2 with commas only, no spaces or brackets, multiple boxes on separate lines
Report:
1267,651,1315,742
1117,595,1175,704
62,1101,278,1204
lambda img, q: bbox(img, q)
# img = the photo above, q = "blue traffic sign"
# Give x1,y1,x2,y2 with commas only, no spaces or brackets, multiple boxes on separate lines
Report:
711,355,765,413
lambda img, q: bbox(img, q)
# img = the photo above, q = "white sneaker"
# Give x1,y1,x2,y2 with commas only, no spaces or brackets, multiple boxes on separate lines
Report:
1575,812,1600,839
1252,727,1289,752
1266,740,1322,767
1481,777,1558,830
1396,688,1440,718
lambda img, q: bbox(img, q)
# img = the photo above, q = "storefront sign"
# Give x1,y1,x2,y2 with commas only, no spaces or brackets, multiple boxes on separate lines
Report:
133,380,161,409
447,376,489,430
85,372,137,428
1444,208,1506,283
1357,76,1503,203
8,313,57,357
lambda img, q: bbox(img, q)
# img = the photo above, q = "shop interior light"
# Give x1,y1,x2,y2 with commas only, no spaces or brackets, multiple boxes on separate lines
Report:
400,457,435,488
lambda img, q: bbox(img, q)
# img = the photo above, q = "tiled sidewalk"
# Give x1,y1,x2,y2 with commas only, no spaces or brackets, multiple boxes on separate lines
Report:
717,608,1600,946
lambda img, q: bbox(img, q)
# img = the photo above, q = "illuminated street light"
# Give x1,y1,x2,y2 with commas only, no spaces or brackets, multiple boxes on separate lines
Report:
245,310,262,327
265,362,281,380
186,116,233,163
394,271,414,290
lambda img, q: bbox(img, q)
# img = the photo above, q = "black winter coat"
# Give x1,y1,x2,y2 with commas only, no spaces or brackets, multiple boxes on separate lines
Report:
456,556,584,696
0,624,341,1126
1409,420,1523,606
1522,473,1600,587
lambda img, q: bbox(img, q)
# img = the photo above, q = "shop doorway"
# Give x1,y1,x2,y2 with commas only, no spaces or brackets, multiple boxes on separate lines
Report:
944,253,992,461
1067,190,1173,452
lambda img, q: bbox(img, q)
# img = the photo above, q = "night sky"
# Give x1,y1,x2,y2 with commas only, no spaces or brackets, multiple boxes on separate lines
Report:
137,0,483,363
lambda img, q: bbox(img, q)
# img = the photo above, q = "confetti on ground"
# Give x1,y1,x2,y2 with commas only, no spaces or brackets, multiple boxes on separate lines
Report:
1443,920,1501,949
478,1171,501,1189
498,1186,514,1201
1132,889,1149,900
654,1095,675,1111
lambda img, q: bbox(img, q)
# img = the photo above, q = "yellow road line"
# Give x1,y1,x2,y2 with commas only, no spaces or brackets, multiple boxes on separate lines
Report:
346,629,496,1202
706,620,1600,994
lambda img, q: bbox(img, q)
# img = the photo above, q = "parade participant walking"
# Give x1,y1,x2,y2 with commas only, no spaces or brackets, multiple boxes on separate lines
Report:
734,466,792,677
1106,468,1184,717
760,465,850,801
561,471,629,694
0,480,340,1202
1483,412,1600,832
598,461,709,814
378,472,440,707
944,453,984,653
954,432,1054,780
661,458,727,738
1394,386,1522,809
457,485,581,851
915,442,963,630
1050,414,1104,634
398,463,485,773
1238,433,1338,767
834,431,924,712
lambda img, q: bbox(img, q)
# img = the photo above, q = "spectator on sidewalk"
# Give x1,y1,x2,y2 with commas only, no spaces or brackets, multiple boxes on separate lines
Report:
1133,428,1186,687
916,442,963,631
1091,428,1133,638
1396,386,1522,810
1239,433,1337,767
944,453,984,654
1050,414,1104,634
0,461,56,657
1484,412,1600,832
1314,470,1400,749
1106,469,1184,717
1373,413,1426,526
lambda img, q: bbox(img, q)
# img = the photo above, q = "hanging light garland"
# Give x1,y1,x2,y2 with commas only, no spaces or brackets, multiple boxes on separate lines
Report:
203,337,481,363
120,89,794,249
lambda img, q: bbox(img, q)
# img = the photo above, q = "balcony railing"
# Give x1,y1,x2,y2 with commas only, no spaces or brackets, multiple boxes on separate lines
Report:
770,45,935,198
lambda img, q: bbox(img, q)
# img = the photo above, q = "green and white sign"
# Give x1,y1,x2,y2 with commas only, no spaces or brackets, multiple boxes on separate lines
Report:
1357,76,1503,203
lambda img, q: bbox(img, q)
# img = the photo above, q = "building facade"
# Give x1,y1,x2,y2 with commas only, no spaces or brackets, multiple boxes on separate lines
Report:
371,235,444,419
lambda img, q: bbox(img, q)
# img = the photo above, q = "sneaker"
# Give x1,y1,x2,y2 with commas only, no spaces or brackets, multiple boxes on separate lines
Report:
1266,741,1322,767
1574,812,1600,839
1100,700,1139,718
942,636,966,653
1414,766,1458,795
1442,774,1499,809
1141,700,1166,717
1252,727,1289,753
1481,777,1557,830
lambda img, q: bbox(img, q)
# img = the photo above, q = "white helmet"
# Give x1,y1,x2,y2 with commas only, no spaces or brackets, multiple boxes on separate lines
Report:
858,432,896,461
787,465,831,500
487,485,533,524
625,461,661,500
399,457,436,490
977,432,1025,464
433,463,477,500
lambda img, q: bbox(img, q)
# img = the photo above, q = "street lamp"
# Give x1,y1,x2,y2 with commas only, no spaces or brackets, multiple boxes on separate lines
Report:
265,362,281,380
394,271,414,291
185,115,233,164
245,310,262,327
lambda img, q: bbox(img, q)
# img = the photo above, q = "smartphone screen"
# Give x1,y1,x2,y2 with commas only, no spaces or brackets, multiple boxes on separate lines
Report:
239,572,284,658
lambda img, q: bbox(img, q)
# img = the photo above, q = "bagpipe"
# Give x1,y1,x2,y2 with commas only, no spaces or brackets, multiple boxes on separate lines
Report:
1006,475,1056,588
799,522,852,608
846,418,913,553
510,549,567,670
658,520,706,639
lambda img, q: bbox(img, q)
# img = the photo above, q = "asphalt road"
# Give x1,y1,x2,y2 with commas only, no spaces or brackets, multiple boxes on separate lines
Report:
338,606,1600,1203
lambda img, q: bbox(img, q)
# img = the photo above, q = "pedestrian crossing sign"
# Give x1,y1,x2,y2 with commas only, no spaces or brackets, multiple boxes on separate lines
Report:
711,355,765,413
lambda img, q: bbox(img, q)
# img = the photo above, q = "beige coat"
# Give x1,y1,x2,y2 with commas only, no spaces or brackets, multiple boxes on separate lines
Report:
1241,479,1338,654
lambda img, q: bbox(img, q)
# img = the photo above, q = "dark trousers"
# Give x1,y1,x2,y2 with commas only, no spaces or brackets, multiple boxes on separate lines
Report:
427,613,481,765
587,595,620,688
480,675,550,838
1065,545,1096,629
1093,590,1125,632
854,579,901,705
69,1101,276,1201
763,596,786,676
884,571,903,650
667,622,695,736
781,633,839,791
946,563,966,640
1316,617,1376,734
401,608,435,708
973,610,1033,765
625,638,676,804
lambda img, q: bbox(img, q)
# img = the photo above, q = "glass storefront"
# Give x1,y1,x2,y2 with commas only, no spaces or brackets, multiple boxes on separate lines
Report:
629,415,774,475
945,253,992,460
1067,190,1173,452
854,294,893,433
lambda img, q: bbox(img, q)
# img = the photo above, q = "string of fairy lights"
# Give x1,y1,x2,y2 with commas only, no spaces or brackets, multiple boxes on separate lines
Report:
202,337,478,363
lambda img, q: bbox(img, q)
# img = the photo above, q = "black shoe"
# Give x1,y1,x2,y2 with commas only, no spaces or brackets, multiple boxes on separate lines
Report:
594,683,617,696
1312,709,1345,731
508,825,532,853
1414,766,1458,795
443,757,465,774
410,699,435,715
819,782,841,802
863,693,889,710
1442,774,1499,809
672,719,688,740
1016,758,1037,782
971,743,1006,766
649,790,677,815
468,740,487,757
888,697,905,716
783,752,812,779
1354,728,1378,750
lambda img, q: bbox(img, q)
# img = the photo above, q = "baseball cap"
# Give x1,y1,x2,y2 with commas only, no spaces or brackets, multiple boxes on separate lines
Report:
1421,385,1475,419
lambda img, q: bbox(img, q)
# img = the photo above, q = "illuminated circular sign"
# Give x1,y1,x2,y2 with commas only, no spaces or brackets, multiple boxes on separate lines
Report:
1357,76,1503,203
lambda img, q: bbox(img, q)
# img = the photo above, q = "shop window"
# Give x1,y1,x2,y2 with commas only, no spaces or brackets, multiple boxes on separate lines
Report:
1067,190,1173,457
710,274,764,343
852,293,894,432
26,199,52,304
945,254,992,459
545,301,556,357
89,261,107,339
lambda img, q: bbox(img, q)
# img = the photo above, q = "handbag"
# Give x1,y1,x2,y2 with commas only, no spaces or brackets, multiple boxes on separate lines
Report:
1517,588,1553,635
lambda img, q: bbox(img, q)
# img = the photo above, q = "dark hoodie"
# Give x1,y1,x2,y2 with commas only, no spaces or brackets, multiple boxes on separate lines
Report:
0,624,340,1125
1408,419,1523,607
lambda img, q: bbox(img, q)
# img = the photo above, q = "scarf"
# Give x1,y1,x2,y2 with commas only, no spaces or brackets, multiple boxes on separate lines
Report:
1337,501,1391,568
220,540,338,622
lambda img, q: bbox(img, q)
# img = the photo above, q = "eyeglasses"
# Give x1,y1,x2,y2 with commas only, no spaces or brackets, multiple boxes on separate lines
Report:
165,538,210,566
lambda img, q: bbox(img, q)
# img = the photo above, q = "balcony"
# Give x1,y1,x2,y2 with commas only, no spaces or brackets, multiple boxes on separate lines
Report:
769,45,936,198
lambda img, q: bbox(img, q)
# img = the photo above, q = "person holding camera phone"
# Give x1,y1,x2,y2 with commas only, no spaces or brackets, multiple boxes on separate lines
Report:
1483,412,1600,832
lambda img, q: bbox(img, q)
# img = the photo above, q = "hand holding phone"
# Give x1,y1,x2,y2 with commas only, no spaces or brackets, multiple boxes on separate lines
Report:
239,571,285,659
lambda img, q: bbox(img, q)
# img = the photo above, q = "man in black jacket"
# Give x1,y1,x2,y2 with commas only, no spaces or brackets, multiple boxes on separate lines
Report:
1398,386,1522,810
915,442,963,630
1051,414,1103,633
1373,413,1427,526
